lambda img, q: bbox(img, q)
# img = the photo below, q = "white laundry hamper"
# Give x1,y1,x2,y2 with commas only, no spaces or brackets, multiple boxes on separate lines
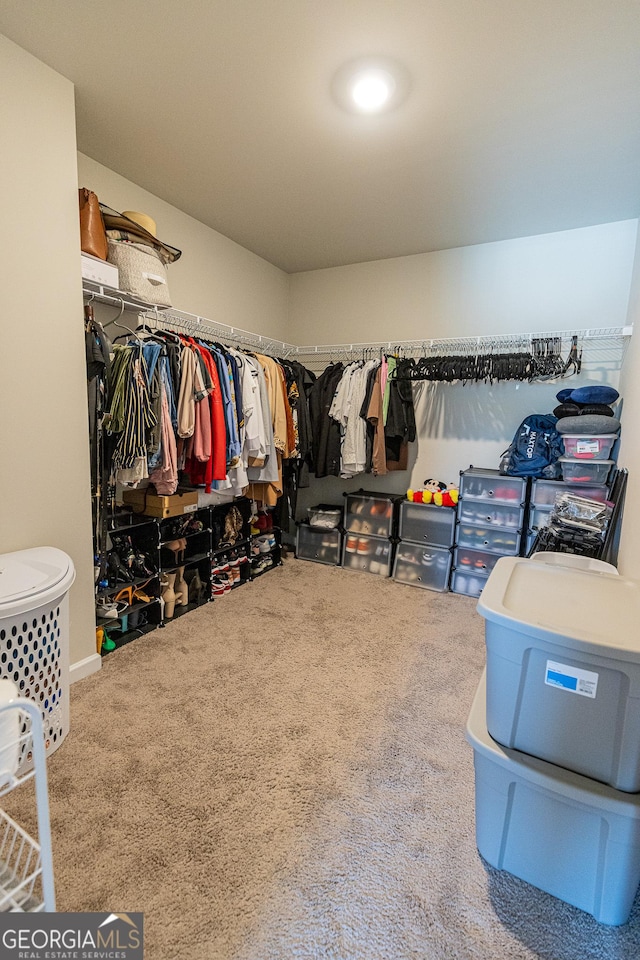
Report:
0,547,75,768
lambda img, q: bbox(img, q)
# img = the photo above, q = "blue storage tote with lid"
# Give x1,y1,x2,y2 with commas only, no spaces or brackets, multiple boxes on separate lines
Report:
477,556,640,792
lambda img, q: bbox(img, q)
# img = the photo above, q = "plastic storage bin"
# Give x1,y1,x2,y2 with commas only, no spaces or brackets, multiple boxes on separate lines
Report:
398,501,456,547
296,523,342,565
529,552,618,574
458,500,523,529
450,569,490,598
455,524,520,555
453,547,502,577
393,543,451,591
459,469,526,503
561,434,617,460
344,492,397,538
0,547,75,765
531,478,609,506
342,535,392,576
466,671,640,926
478,556,640,791
307,504,342,530
559,457,613,484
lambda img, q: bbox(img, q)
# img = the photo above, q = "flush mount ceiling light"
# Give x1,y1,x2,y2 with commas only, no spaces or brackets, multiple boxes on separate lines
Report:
332,57,411,115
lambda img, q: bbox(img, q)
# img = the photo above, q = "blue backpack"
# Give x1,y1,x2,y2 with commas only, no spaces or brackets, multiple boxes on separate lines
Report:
499,414,564,478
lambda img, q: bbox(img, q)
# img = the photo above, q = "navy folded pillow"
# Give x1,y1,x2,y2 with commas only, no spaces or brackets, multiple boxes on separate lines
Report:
556,388,574,403
557,414,621,435
570,385,619,405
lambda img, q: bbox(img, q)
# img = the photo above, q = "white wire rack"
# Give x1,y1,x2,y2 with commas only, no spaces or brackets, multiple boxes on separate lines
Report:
83,281,298,358
295,328,633,373
84,281,633,373
0,699,55,912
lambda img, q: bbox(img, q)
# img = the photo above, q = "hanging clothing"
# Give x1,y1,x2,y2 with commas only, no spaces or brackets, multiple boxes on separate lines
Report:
309,362,344,478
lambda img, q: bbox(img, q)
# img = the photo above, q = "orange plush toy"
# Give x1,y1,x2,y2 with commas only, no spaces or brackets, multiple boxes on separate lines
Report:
407,479,459,507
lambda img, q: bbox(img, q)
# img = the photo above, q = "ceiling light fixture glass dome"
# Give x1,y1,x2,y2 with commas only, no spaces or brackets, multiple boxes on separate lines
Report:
332,57,411,115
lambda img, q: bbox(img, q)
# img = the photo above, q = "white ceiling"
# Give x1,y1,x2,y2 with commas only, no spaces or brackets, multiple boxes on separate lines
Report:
2,1,640,273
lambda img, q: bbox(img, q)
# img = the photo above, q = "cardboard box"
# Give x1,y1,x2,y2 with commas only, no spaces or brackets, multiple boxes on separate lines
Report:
121,488,199,519
81,252,119,288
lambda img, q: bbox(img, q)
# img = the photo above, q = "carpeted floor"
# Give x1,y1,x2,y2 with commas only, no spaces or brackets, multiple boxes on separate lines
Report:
5,558,640,958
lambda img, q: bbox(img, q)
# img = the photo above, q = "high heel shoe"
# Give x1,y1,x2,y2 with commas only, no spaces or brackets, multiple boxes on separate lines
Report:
173,566,189,606
107,550,135,585
164,538,187,563
113,585,134,606
161,572,177,619
133,550,156,577
184,568,205,603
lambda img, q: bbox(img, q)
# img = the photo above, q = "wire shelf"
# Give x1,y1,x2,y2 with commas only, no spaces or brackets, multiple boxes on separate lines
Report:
0,700,55,912
0,810,44,912
84,281,633,373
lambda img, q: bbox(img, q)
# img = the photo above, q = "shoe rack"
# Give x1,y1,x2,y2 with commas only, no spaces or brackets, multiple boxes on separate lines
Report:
450,467,528,598
341,491,403,576
392,500,456,591
96,497,281,654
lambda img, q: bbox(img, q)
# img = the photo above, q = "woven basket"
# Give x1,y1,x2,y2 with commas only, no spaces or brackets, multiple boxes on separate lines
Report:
107,239,173,307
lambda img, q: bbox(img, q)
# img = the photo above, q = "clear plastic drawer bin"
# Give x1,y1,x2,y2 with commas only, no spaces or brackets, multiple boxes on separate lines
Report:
344,493,396,538
455,524,520,555
342,535,392,576
393,544,451,591
398,501,456,547
531,479,609,506
296,524,341,566
458,500,523,530
459,469,526,503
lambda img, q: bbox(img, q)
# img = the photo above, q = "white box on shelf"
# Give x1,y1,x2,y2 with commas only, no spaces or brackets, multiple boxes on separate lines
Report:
81,253,119,288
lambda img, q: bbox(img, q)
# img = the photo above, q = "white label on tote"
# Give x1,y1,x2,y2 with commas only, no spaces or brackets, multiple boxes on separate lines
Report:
545,660,599,698
576,440,599,454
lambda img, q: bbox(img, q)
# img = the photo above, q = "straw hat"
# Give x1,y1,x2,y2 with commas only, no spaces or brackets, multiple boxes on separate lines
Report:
99,203,181,263
122,210,157,237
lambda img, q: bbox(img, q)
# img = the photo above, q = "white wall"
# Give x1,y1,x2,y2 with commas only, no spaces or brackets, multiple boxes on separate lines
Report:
616,222,640,577
290,222,637,345
290,222,637,510
0,36,97,672
78,154,290,342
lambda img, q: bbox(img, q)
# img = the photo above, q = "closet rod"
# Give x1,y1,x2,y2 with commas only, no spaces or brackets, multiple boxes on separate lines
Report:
83,282,633,357
294,326,633,356
82,281,298,357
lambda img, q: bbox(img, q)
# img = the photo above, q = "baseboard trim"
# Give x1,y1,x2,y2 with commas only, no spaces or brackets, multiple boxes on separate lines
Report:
70,653,102,684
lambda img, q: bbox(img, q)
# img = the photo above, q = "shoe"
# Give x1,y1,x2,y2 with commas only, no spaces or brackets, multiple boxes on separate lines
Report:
184,568,206,603
96,599,128,620
112,585,135,606
132,586,154,604
173,566,189,606
164,538,187,563
160,572,177,619
346,535,358,553
107,550,134,585
253,556,274,574
128,609,144,629
133,550,156,577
